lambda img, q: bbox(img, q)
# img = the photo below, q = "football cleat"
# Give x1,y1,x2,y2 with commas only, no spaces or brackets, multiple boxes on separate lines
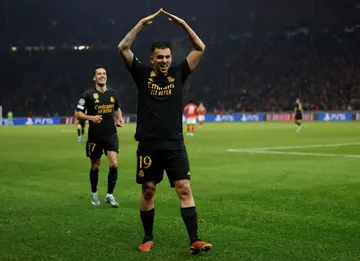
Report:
91,192,100,206
105,194,119,208
138,241,153,252
190,241,212,254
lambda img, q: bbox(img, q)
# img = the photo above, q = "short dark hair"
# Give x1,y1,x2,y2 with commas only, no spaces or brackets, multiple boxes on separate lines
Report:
93,67,105,77
151,41,171,53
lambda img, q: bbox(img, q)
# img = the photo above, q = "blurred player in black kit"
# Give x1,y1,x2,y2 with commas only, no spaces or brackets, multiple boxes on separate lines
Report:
294,98,303,132
75,109,86,142
75,68,124,207
118,8,212,254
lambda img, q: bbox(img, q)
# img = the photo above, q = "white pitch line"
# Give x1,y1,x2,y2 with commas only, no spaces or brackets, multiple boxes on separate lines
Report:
229,150,360,158
228,142,360,152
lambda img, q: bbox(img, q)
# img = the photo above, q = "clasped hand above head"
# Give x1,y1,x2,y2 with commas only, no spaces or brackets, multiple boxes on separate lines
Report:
139,8,185,26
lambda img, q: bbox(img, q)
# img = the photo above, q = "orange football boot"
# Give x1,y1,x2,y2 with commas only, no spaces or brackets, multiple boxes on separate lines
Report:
138,241,153,252
190,241,212,254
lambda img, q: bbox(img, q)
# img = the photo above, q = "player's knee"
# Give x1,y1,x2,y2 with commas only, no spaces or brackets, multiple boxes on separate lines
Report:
91,165,100,171
109,162,118,169
175,180,192,199
142,183,156,201
91,159,101,171
108,152,118,168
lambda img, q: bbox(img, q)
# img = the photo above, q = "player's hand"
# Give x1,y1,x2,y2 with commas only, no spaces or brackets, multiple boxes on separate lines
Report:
115,118,125,127
140,8,163,25
161,9,185,25
91,115,102,124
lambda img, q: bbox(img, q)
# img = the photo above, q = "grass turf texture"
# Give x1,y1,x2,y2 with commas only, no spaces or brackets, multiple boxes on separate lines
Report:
1,122,360,261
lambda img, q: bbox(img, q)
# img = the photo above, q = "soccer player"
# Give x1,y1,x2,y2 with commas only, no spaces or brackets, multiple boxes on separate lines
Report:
184,101,197,136
294,98,303,131
118,8,212,254
75,68,124,207
7,110,14,126
75,110,86,142
197,102,206,128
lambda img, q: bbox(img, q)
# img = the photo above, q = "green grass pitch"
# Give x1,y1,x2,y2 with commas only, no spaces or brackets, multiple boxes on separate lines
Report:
1,122,360,261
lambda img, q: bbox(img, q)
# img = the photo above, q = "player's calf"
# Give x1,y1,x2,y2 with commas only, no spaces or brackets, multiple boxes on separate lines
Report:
81,127,85,141
77,127,82,142
186,124,195,136
105,152,119,207
175,181,198,240
105,166,119,207
139,182,156,251
90,163,100,206
174,180,212,253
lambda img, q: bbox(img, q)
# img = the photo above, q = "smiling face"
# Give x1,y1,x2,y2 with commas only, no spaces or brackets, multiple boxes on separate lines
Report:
150,41,172,77
151,48,172,76
93,68,107,87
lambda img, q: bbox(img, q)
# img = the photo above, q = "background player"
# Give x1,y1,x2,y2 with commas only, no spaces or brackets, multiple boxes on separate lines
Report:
7,110,14,127
184,101,197,136
75,109,86,142
294,98,303,131
118,8,212,254
75,68,124,207
197,102,206,128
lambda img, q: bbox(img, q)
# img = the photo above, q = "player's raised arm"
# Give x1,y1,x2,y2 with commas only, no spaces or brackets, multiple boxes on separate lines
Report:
162,9,206,71
118,9,163,68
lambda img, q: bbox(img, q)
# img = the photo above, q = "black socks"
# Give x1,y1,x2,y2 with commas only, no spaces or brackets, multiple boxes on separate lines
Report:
181,207,200,244
140,208,155,243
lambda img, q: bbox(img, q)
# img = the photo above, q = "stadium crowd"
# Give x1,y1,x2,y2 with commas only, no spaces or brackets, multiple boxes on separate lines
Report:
2,0,360,117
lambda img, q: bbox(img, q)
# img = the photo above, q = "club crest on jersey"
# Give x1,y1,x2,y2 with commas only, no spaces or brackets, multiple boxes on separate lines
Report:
110,96,115,103
93,93,100,103
138,170,144,177
167,76,175,83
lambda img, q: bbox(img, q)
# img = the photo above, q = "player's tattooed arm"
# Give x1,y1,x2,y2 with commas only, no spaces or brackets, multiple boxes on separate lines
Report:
118,8,163,67
162,9,206,71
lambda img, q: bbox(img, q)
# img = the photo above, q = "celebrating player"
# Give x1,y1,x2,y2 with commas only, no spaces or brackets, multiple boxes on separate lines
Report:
197,102,206,128
294,98,303,132
75,109,86,142
75,68,124,207
118,8,212,254
184,101,197,136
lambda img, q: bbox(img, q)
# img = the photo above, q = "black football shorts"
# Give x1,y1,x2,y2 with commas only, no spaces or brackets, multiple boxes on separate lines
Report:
136,140,190,187
86,134,119,159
